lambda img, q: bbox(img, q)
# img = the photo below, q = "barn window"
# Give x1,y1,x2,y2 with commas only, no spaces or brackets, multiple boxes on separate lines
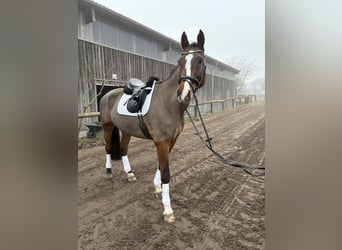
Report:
85,8,96,24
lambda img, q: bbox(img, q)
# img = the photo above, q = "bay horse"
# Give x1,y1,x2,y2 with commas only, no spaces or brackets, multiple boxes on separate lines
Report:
99,30,206,223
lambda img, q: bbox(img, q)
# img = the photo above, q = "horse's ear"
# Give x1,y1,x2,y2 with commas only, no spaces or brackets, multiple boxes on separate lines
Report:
181,31,190,51
197,29,205,50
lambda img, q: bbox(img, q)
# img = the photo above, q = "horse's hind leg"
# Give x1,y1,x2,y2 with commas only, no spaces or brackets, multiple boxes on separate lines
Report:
120,132,136,182
102,122,121,178
103,122,114,177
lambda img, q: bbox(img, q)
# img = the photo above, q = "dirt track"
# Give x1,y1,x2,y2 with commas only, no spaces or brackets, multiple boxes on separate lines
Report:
78,102,265,249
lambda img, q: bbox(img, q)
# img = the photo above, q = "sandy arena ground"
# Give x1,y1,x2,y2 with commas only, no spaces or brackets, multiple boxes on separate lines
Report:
78,102,265,249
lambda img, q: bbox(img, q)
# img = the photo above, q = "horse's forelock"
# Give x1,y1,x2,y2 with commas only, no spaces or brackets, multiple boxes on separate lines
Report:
189,43,200,49
186,43,204,52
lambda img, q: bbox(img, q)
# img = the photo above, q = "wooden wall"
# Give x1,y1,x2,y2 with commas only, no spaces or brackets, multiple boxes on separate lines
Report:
78,39,235,120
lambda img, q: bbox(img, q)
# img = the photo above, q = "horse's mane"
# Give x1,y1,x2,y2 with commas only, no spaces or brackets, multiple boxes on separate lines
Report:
162,64,180,82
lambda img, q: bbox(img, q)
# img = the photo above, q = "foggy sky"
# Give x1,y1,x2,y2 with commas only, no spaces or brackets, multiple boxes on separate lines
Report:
94,0,265,82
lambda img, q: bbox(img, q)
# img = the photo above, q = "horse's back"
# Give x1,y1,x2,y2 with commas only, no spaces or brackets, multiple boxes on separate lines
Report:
100,88,123,123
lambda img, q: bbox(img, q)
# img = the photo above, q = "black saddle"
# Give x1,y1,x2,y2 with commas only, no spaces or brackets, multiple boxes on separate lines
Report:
125,76,159,113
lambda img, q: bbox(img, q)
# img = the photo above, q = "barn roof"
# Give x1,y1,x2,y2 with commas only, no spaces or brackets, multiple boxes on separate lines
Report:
79,0,239,74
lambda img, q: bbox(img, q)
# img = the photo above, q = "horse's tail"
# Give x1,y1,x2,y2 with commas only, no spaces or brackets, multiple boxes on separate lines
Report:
111,126,121,160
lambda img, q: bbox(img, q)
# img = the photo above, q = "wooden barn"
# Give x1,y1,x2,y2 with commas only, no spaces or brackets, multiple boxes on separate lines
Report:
78,0,239,125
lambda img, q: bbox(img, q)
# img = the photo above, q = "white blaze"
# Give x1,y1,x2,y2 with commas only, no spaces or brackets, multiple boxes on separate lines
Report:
179,53,194,101
180,81,191,100
185,53,193,76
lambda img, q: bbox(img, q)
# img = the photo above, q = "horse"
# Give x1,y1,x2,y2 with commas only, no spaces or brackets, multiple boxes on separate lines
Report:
99,30,206,223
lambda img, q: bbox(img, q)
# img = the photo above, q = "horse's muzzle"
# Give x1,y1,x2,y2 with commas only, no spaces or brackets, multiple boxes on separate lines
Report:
177,90,190,103
177,81,192,104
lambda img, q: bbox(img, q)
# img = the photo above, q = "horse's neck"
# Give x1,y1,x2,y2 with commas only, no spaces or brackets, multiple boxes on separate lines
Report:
164,65,180,89
156,66,187,112
160,66,180,97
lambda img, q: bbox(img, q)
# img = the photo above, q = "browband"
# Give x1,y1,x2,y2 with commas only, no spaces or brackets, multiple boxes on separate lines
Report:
181,50,204,56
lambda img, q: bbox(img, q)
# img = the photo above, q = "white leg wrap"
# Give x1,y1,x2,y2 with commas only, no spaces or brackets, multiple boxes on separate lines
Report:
154,169,161,186
122,155,131,173
154,169,162,193
162,183,171,206
163,205,174,215
106,154,112,169
162,184,175,223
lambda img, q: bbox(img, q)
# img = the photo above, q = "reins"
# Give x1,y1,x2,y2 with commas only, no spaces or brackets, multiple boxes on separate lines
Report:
185,93,265,177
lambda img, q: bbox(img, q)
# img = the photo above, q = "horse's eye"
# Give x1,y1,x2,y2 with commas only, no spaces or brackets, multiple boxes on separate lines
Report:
197,58,203,64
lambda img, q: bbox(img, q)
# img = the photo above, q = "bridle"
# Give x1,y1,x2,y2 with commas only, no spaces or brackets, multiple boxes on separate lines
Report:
178,50,206,91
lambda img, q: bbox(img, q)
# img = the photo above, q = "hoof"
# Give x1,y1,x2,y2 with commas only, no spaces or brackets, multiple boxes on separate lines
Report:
154,192,161,199
154,186,162,195
127,172,136,182
163,212,175,223
154,186,162,198
163,206,175,223
106,168,112,179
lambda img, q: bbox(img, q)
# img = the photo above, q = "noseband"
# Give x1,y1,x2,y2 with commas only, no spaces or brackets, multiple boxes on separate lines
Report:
178,50,206,90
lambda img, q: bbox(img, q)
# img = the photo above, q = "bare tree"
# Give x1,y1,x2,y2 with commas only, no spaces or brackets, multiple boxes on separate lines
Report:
249,78,265,96
227,57,259,96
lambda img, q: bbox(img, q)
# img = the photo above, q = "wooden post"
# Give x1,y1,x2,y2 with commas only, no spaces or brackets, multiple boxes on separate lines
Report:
210,102,213,113
78,112,100,118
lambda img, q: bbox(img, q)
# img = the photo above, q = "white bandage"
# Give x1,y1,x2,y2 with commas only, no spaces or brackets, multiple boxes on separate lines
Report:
122,155,131,173
162,183,171,206
106,154,112,169
154,169,161,187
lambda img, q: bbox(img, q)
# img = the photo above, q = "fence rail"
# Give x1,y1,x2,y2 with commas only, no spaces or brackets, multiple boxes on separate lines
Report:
77,95,257,119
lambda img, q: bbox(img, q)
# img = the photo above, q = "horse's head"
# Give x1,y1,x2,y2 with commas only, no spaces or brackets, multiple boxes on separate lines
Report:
177,30,206,104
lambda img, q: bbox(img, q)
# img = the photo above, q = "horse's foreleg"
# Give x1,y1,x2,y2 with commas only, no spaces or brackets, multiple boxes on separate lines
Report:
120,133,136,181
153,138,177,195
154,139,175,223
